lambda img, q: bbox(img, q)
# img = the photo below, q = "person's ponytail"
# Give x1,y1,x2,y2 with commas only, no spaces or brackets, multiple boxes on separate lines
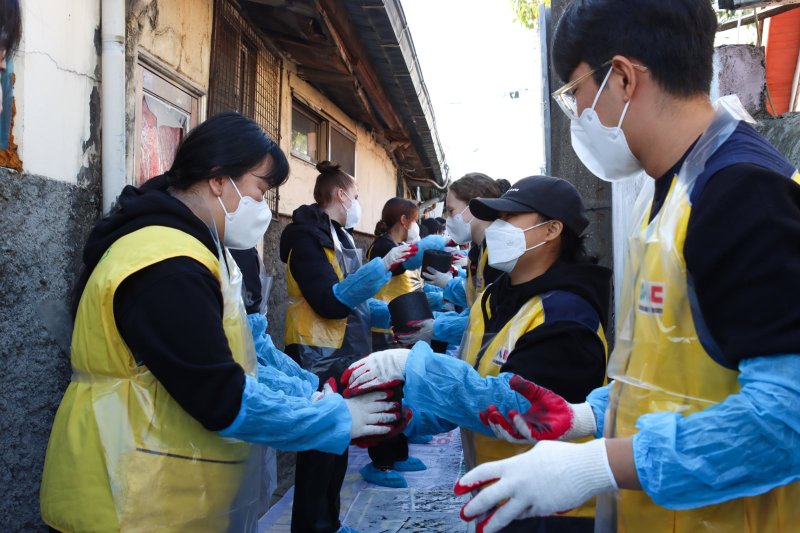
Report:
374,219,389,236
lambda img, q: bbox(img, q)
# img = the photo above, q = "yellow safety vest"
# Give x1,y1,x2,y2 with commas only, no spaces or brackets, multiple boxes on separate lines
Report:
367,241,416,335
465,245,489,307
605,154,800,532
461,288,607,519
285,247,348,349
40,226,260,533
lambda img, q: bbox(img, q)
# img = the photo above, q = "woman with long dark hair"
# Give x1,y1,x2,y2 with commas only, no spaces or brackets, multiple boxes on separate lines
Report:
40,113,397,532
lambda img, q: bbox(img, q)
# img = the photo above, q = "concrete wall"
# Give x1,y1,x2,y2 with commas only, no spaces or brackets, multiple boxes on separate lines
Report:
711,45,766,116
758,112,800,168
0,169,101,532
0,2,103,530
547,2,613,272
14,0,100,185
278,69,399,235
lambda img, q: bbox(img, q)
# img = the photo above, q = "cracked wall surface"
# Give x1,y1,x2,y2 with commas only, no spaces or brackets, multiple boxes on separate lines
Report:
15,1,101,185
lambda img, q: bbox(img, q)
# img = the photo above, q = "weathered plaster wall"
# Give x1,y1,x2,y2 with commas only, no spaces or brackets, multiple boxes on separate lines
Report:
278,69,399,235
0,169,101,532
132,0,213,90
14,0,100,185
125,0,213,185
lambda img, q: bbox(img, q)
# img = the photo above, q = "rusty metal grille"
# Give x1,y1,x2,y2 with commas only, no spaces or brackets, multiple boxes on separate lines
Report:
209,0,282,212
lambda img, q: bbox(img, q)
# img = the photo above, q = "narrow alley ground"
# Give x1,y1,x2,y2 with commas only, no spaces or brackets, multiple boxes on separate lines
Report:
259,430,469,532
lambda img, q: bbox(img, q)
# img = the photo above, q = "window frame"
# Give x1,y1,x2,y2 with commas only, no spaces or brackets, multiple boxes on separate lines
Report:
328,122,356,178
290,101,324,165
133,51,206,186
291,97,356,177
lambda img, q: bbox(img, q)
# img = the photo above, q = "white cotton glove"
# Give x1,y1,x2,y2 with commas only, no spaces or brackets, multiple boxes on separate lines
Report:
382,243,418,271
455,439,618,533
479,375,597,444
311,378,338,403
453,254,469,268
422,266,453,289
344,390,399,440
394,319,434,347
341,349,410,397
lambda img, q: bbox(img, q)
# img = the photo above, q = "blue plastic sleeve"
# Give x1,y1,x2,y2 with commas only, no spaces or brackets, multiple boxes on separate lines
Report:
248,313,318,396
403,342,531,437
219,375,351,454
332,257,392,309
443,276,469,309
634,354,800,509
432,311,469,346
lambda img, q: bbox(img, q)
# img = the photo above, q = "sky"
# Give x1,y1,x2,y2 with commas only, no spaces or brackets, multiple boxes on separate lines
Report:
401,0,546,185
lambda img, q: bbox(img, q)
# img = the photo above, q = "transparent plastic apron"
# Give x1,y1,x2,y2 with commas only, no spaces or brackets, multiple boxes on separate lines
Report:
89,243,265,532
595,97,789,532
299,225,373,381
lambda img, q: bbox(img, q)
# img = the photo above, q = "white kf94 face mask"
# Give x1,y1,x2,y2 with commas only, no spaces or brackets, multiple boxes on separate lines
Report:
446,205,473,245
218,179,273,250
570,66,644,182
342,190,362,229
406,221,420,243
484,219,549,273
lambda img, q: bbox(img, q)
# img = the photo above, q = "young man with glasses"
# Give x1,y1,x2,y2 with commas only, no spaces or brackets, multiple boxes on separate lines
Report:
453,1,800,532
339,1,800,531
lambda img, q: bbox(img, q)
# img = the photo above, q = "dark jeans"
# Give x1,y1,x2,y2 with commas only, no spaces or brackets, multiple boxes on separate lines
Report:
500,516,595,533
291,448,349,533
367,433,409,469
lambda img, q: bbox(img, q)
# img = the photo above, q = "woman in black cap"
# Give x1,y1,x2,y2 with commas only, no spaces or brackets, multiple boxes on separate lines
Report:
456,175,610,532
340,175,611,533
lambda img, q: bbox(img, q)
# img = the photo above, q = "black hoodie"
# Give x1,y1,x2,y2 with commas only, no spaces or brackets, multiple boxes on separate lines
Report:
477,261,611,404
279,204,352,320
76,175,245,431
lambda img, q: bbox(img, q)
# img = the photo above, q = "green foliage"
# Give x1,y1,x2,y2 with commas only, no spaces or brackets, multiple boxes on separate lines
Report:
510,0,550,29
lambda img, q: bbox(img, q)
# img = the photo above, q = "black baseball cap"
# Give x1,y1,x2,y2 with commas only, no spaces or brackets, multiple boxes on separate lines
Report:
469,176,589,235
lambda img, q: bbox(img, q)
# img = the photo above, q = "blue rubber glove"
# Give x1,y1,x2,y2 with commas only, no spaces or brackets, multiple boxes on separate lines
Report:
586,382,611,438
403,235,447,271
332,257,392,309
368,298,391,330
219,375,352,454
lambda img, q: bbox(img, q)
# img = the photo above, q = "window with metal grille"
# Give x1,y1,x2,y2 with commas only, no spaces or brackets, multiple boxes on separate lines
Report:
291,99,357,178
209,0,282,212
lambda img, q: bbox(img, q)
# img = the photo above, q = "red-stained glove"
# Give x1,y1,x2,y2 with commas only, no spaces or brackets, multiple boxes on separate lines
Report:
382,243,418,271
478,375,596,444
393,319,434,347
454,439,617,533
340,349,410,398
353,406,413,448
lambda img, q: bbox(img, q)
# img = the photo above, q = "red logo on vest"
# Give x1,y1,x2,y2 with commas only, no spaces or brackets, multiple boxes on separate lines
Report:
638,281,665,315
492,347,511,367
